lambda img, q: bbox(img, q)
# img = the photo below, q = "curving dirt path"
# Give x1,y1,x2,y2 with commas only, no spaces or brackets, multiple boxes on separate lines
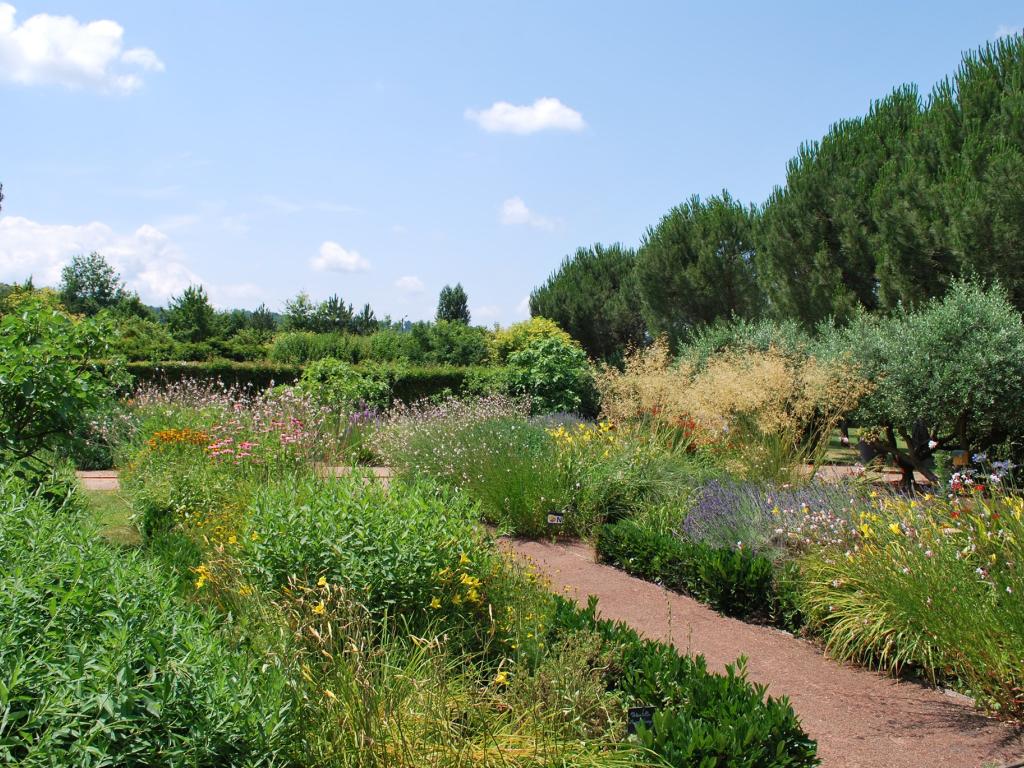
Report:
509,538,1024,768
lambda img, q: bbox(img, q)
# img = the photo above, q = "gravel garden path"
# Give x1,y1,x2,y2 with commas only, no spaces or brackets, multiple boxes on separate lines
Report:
509,538,1024,768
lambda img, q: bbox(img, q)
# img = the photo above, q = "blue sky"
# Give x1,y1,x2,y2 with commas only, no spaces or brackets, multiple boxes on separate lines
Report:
1,2,1020,325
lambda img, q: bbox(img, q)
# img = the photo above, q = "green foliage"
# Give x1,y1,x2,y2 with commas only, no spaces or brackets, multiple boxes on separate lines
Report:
636,191,763,345
597,520,800,629
239,475,490,629
166,285,216,343
677,317,813,368
436,283,470,324
822,280,1024,477
269,331,371,364
105,311,180,361
0,471,295,767
122,360,303,390
529,244,646,362
757,87,920,324
298,357,392,409
0,298,123,465
799,492,1024,715
118,360,510,404
57,252,132,316
489,317,574,363
508,335,596,415
414,319,490,365
381,410,565,538
548,597,817,767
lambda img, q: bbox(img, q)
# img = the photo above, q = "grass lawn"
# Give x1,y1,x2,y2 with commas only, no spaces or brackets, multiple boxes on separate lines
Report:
83,489,141,547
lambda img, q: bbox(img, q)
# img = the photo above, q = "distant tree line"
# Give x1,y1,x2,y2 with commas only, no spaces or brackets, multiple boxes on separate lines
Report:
532,35,1024,358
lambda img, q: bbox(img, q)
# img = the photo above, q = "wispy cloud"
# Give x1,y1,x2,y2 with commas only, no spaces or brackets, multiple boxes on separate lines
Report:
310,241,370,272
0,3,163,92
465,97,585,134
395,275,424,294
500,197,556,230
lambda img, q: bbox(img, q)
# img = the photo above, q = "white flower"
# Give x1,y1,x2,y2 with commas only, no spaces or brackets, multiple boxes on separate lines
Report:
928,439,938,450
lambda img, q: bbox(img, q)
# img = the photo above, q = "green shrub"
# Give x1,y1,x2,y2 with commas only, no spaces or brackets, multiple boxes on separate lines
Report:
489,317,575,363
547,596,817,767
298,357,392,409
239,474,493,631
269,331,370,364
597,520,800,629
0,472,295,767
0,297,124,468
508,335,597,415
122,360,303,390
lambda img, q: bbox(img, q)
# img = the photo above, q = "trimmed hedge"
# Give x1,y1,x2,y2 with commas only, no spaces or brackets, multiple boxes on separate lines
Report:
116,360,510,404
597,520,802,631
549,595,817,767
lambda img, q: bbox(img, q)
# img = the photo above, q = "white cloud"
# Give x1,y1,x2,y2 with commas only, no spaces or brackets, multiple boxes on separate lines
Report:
500,196,556,230
0,215,198,303
395,275,424,294
473,304,501,321
311,241,370,272
0,3,163,92
0,215,261,307
465,97,585,134
515,296,531,318
995,24,1021,39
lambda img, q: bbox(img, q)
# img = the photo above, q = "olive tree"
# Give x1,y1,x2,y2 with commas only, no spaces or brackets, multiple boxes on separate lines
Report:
822,281,1024,484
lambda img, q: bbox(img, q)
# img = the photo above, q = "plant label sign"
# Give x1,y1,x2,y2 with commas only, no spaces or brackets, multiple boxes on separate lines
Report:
627,706,655,734
547,513,564,525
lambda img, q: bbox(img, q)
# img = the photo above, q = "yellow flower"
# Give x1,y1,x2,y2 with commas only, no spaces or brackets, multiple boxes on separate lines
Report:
493,670,509,686
889,523,901,536
459,553,471,566
238,585,253,597
312,601,326,615
429,597,442,609
227,534,238,545
324,689,337,700
317,575,329,588
465,587,481,603
459,573,481,588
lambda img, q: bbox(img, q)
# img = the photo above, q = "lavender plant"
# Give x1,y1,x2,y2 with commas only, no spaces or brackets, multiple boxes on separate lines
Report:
680,478,872,556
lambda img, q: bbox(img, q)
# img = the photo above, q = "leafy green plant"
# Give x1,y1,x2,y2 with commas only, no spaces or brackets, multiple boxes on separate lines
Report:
597,520,800,629
0,471,296,767
0,297,125,471
508,335,597,415
546,597,817,767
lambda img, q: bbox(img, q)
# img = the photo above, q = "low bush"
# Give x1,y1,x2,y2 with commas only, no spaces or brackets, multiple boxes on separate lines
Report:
546,596,817,767
269,331,371,364
597,519,801,629
0,472,295,767
238,474,494,631
508,335,598,415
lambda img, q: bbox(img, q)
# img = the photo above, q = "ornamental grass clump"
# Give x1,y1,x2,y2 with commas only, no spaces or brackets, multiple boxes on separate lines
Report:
800,488,1024,715
596,338,872,482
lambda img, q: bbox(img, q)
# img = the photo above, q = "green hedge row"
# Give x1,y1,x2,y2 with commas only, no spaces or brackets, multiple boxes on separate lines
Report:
116,360,511,404
549,595,816,766
596,520,803,631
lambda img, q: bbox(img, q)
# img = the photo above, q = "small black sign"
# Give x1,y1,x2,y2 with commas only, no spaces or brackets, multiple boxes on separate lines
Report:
547,513,564,525
627,706,655,734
